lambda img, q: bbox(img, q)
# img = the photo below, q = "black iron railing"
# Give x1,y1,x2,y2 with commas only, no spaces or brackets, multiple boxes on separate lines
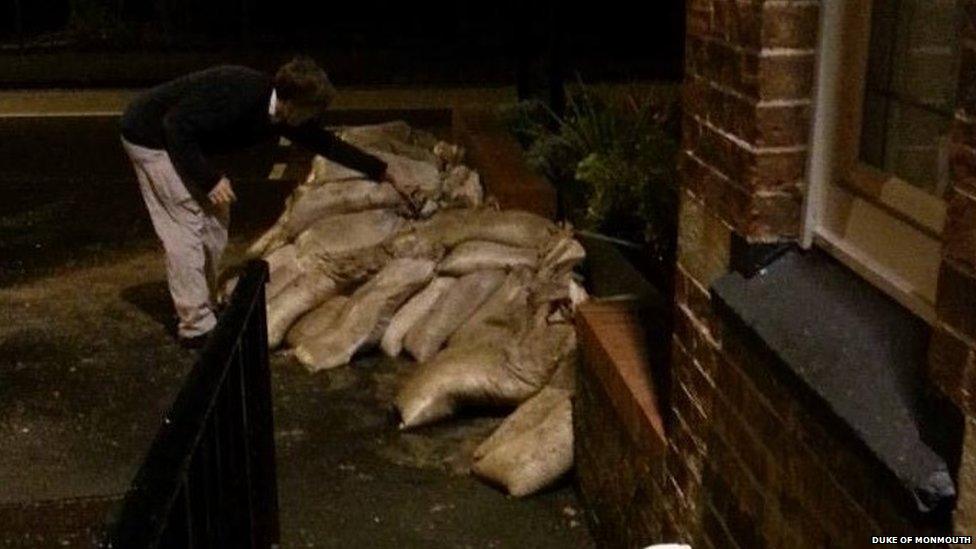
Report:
105,260,279,548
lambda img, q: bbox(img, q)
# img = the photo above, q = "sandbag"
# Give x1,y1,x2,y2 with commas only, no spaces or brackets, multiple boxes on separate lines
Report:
433,141,465,168
402,270,506,362
380,277,456,357
285,295,350,349
396,305,576,428
283,180,404,238
310,154,369,183
538,233,586,280
437,240,537,276
295,258,435,371
266,272,338,349
340,121,440,165
246,161,369,258
296,209,404,286
370,150,442,208
339,121,412,147
395,343,539,429
448,269,532,348
247,223,288,258
409,209,558,250
265,244,302,301
471,387,573,497
505,308,578,390
440,166,482,209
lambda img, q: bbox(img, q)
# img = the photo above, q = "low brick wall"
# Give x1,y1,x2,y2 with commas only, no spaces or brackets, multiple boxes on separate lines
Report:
575,300,669,547
571,0,976,546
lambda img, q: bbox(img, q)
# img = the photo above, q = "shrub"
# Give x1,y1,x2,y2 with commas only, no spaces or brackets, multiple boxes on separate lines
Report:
502,82,681,260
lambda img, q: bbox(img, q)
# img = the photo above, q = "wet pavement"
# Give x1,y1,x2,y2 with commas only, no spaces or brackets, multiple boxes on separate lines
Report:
0,114,593,547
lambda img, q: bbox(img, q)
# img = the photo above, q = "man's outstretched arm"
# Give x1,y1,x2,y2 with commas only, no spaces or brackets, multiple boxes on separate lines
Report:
282,123,388,181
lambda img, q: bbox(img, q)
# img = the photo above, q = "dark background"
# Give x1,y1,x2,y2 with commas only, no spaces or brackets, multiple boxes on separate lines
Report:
0,0,684,87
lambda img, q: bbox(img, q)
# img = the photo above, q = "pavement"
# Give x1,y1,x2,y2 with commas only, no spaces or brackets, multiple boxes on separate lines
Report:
0,99,592,547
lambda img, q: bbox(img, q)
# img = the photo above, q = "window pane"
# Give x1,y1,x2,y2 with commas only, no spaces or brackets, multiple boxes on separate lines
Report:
859,91,888,168
859,0,959,198
891,0,961,110
884,102,951,195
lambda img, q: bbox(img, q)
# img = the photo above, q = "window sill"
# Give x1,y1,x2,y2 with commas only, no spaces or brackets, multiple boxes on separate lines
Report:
711,248,959,517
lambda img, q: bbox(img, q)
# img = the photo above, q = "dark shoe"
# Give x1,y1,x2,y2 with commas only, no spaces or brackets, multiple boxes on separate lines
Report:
178,332,211,350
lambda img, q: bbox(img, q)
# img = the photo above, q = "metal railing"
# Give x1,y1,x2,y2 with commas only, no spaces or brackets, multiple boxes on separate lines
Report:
105,260,280,548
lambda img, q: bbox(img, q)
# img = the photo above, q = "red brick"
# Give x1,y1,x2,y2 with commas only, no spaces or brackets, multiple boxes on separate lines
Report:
761,3,820,49
951,115,976,149
930,324,975,406
705,175,752,230
950,141,976,196
577,301,667,452
721,331,796,426
689,119,807,192
755,103,812,148
687,0,714,39
746,192,803,241
678,150,708,200
945,189,976,274
937,260,976,341
956,38,976,115
758,53,817,101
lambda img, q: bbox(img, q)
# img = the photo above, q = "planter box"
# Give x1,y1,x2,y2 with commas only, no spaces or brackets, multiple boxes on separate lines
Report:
454,110,673,544
452,107,558,219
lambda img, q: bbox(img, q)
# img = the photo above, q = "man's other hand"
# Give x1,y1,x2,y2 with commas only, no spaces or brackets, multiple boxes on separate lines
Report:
208,177,237,205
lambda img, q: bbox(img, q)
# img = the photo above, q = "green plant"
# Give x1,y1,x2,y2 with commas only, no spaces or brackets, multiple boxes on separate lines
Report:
505,81,681,258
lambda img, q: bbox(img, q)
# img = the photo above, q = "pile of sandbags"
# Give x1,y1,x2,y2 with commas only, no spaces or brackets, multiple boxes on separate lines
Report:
241,121,588,497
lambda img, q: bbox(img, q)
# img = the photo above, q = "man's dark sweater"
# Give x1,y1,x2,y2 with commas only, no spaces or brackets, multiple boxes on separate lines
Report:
121,65,387,199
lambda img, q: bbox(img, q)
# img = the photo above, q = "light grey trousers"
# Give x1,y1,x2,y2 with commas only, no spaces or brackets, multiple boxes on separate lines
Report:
122,137,230,338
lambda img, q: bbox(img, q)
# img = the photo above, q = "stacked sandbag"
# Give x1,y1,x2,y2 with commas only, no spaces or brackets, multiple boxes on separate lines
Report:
402,269,507,363
338,121,440,165
471,355,576,497
236,121,587,497
395,302,577,429
470,386,573,497
295,258,435,371
247,122,489,351
285,295,349,349
381,277,456,357
439,166,482,209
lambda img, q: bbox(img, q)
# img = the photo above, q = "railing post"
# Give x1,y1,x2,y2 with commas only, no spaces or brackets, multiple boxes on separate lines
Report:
243,261,280,546
105,260,277,548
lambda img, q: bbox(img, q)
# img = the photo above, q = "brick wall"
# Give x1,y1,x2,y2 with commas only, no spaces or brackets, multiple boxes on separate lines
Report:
932,1,976,536
576,0,976,546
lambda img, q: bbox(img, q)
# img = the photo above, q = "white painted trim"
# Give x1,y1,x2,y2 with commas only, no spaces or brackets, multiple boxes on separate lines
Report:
801,0,845,248
813,230,937,324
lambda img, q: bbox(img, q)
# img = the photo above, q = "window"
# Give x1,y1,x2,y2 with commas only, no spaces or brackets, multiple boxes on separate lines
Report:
803,0,961,323
860,0,960,198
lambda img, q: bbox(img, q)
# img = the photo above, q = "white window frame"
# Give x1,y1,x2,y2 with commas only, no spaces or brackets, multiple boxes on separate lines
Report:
802,0,950,324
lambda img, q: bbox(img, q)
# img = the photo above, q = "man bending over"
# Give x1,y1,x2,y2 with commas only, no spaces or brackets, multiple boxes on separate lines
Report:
121,56,390,348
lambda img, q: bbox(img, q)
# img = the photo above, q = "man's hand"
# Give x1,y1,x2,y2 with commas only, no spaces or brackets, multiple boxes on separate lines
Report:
208,177,237,206
380,169,399,187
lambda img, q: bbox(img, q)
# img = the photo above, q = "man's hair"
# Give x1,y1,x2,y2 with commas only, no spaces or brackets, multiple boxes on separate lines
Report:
274,56,337,123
